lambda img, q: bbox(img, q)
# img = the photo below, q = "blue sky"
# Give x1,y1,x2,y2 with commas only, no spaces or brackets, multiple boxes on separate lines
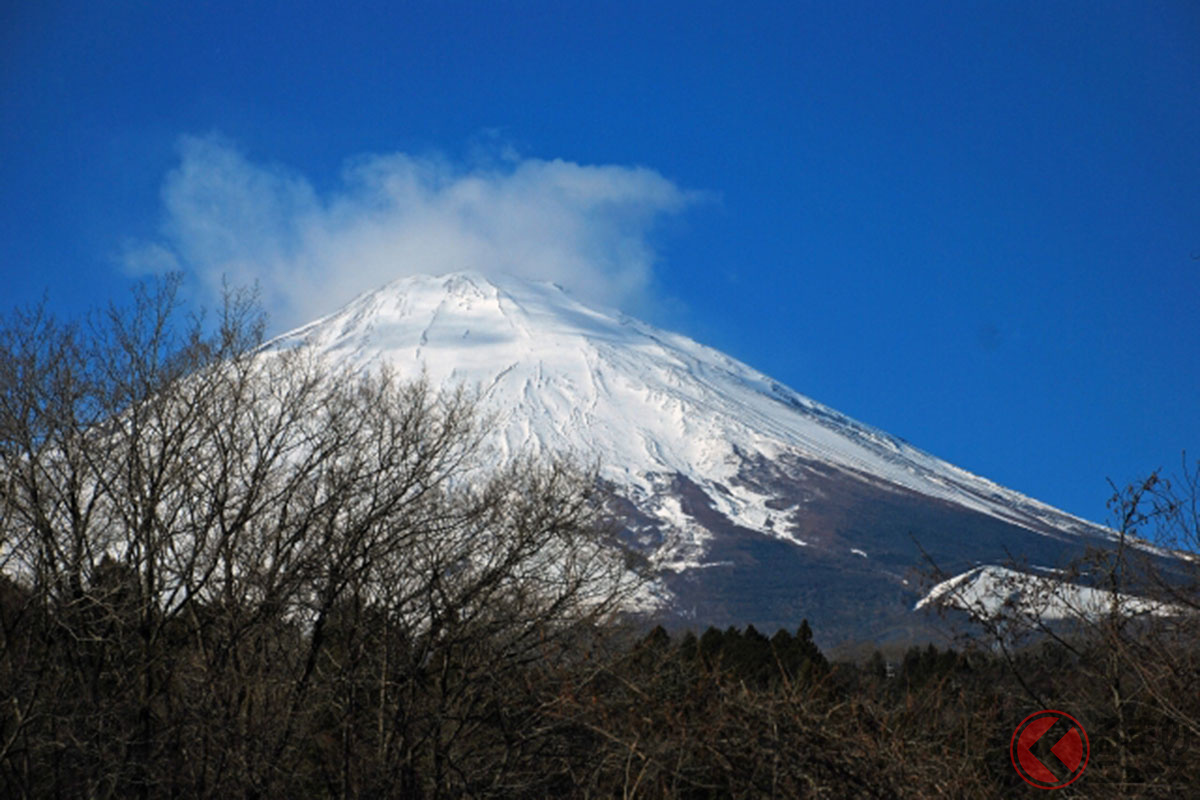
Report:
2,1,1197,526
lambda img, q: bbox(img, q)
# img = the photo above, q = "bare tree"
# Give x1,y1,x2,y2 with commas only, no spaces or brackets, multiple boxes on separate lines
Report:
0,277,637,798
920,461,1200,797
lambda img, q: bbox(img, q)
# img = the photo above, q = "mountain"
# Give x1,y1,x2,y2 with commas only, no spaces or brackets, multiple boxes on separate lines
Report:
268,271,1138,643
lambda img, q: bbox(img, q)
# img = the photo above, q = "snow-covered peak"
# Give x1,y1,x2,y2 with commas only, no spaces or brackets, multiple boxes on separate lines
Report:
284,271,624,347
269,270,1109,552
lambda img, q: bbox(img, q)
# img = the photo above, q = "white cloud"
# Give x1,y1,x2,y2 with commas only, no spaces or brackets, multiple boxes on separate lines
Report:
119,241,180,276
126,134,701,330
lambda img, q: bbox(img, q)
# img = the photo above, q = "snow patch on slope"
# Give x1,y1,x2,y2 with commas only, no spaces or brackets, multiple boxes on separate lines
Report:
915,565,1182,621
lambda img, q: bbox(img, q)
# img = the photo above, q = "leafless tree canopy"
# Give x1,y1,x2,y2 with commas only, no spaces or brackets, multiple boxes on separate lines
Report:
0,278,636,798
918,464,1200,797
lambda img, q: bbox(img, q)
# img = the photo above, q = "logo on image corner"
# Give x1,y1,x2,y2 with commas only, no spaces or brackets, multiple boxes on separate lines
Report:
1010,709,1089,789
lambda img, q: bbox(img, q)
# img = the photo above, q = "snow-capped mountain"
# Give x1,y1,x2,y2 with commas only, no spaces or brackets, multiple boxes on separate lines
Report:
268,271,1134,642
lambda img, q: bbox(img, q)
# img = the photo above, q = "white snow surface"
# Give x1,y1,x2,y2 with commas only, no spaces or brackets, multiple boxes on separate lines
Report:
915,565,1184,621
268,271,1108,565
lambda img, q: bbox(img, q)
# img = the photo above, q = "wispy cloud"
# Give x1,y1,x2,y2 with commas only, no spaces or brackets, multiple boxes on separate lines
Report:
124,134,702,330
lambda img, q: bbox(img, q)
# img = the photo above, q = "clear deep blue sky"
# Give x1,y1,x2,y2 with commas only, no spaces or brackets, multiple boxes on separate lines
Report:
2,1,1198,526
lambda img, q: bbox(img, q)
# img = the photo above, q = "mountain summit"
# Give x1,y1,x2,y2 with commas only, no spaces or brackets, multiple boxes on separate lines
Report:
271,271,1121,641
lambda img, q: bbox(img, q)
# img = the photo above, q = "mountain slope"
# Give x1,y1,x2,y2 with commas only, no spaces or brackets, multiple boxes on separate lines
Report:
269,271,1127,641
